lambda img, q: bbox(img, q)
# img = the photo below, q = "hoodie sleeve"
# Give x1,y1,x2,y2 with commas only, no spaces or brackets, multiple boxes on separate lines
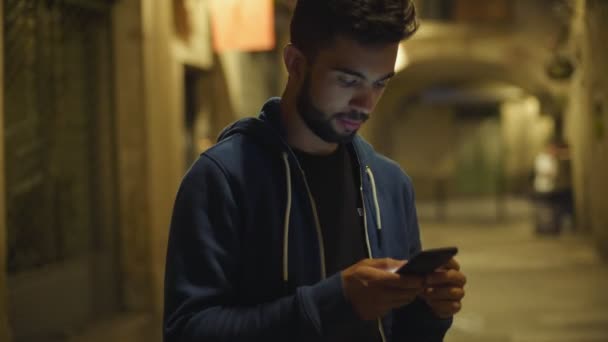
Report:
163,154,351,342
390,175,452,341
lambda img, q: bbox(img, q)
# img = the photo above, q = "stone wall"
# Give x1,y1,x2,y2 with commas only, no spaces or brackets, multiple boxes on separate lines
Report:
565,0,608,254
0,1,11,339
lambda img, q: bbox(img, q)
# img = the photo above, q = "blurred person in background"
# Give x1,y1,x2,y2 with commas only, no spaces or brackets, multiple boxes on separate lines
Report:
533,139,574,234
163,1,466,341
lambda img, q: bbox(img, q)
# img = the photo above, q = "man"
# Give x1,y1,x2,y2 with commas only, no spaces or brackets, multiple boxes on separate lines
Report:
164,1,466,341
533,140,573,234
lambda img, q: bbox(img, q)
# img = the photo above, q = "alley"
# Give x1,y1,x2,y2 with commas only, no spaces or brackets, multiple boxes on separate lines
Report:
2,0,608,341
418,200,608,342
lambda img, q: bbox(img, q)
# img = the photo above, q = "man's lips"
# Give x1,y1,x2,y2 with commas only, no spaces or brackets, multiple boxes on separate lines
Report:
337,118,363,131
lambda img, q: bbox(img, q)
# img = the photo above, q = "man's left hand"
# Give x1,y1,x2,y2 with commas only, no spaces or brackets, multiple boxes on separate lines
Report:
420,258,466,319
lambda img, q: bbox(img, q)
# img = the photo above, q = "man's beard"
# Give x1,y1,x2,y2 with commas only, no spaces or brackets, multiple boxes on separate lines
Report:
296,75,369,144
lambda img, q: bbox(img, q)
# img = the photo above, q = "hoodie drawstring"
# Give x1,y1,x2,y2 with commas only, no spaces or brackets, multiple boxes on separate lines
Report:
363,166,387,342
282,153,292,283
366,167,382,230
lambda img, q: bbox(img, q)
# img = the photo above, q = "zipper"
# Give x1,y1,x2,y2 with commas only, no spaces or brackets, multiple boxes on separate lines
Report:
353,149,388,342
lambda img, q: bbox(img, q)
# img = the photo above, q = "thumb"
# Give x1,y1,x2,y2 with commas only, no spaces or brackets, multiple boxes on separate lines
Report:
366,258,407,271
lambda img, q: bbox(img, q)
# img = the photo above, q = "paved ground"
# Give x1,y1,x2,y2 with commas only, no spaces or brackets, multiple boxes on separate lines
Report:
67,198,608,342
418,199,608,342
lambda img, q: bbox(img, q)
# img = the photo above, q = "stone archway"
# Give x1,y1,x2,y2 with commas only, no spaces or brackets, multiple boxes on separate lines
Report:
363,51,563,211
365,20,568,149
368,56,559,155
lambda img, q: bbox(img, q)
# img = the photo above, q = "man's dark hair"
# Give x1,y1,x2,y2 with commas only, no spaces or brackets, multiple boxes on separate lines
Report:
290,0,419,58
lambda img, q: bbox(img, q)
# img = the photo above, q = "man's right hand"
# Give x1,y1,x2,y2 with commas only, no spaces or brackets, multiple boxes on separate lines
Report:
341,258,425,321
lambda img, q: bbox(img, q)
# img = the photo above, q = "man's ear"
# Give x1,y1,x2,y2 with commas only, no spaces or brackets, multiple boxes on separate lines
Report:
283,44,307,81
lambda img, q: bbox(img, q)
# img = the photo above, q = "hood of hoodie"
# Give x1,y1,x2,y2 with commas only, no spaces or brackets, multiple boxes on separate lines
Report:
217,97,287,152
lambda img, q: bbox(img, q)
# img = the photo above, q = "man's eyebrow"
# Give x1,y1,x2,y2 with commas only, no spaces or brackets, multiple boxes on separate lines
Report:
332,67,395,83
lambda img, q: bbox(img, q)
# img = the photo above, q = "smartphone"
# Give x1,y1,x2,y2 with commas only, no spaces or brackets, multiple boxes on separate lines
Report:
395,247,458,275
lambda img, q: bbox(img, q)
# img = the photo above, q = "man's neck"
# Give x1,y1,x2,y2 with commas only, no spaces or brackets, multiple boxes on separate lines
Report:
279,93,338,156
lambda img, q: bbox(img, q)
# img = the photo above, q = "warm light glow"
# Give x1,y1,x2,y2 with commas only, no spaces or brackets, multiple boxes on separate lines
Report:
198,137,213,153
209,0,275,52
395,44,409,72
524,96,541,118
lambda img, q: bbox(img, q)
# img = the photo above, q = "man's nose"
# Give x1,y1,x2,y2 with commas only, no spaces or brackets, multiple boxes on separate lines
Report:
349,88,377,115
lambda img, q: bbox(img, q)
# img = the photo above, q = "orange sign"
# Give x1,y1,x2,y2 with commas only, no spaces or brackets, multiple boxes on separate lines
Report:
210,0,275,52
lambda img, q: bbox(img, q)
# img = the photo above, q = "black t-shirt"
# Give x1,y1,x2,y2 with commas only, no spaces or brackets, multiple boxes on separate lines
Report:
293,144,380,342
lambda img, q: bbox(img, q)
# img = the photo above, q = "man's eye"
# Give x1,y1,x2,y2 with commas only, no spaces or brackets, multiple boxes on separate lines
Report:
374,80,389,89
338,77,359,87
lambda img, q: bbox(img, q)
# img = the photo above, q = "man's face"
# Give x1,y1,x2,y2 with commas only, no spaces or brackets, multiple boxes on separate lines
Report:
296,36,399,143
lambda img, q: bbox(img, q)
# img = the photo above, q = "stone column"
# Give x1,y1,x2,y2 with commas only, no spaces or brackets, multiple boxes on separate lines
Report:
565,0,608,254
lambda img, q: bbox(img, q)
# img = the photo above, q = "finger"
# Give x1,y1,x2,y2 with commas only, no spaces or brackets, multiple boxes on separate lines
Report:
381,290,420,308
423,287,465,301
390,296,419,308
426,269,467,287
379,286,424,300
358,265,423,287
434,258,460,272
378,274,426,290
444,258,460,271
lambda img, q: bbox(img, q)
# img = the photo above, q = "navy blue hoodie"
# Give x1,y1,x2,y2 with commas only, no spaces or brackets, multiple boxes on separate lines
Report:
163,98,452,341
